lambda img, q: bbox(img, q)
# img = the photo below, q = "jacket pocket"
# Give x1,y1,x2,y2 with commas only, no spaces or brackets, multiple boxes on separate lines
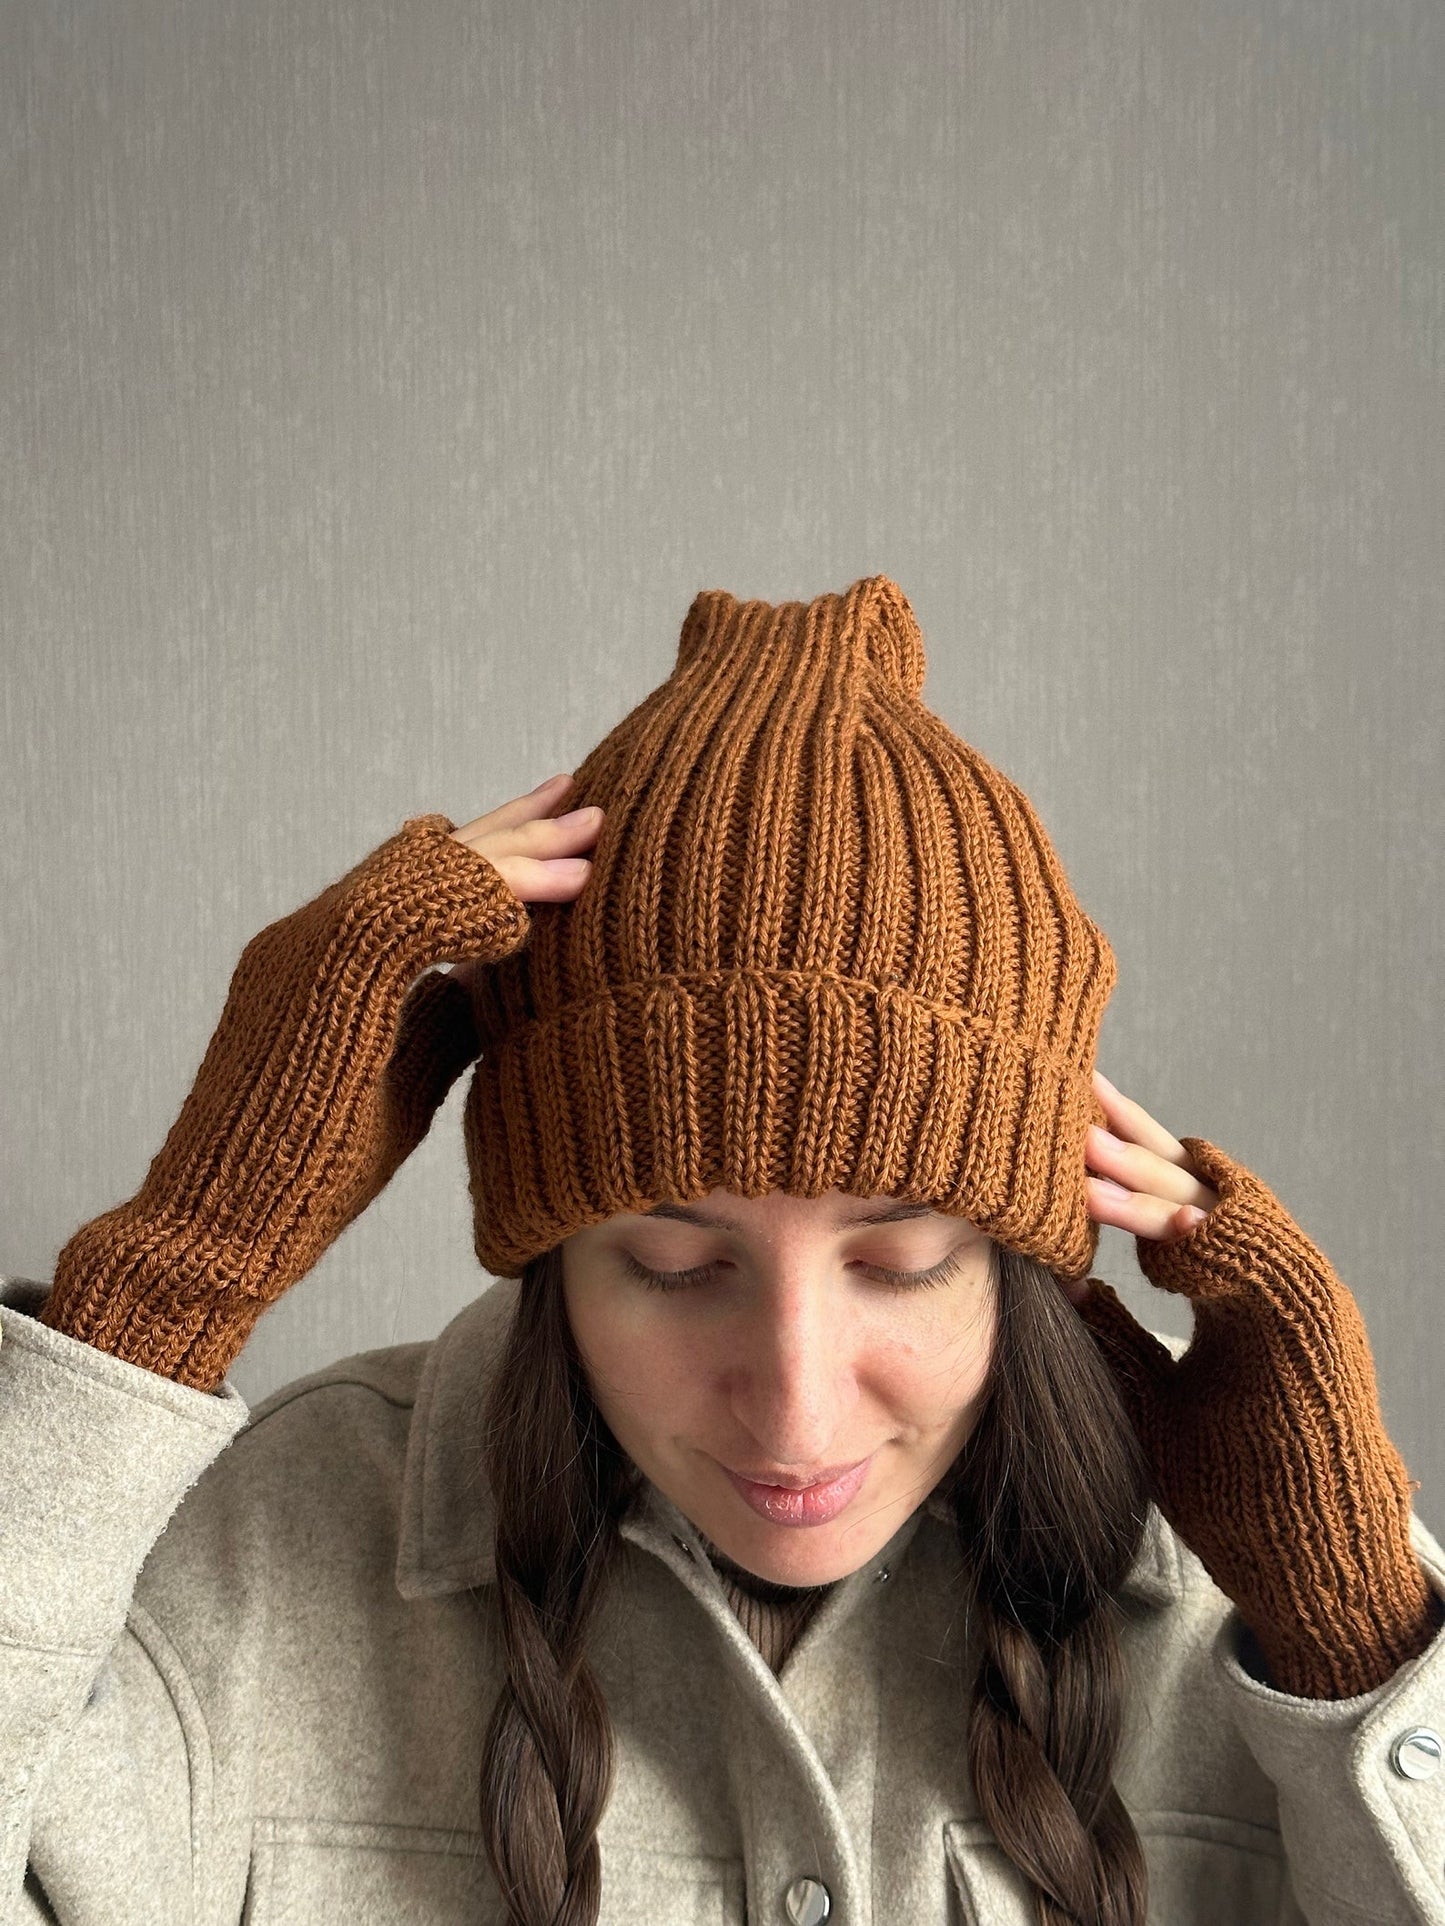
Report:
597,1843,746,1925
241,1818,501,1925
241,1819,747,1926
944,1812,1297,1926
1131,1811,1297,1926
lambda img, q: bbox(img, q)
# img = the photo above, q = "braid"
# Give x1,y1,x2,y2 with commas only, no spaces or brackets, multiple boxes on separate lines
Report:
954,1245,1154,1926
477,1246,633,1926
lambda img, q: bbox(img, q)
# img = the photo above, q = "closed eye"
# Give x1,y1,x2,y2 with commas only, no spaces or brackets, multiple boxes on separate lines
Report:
617,1249,970,1294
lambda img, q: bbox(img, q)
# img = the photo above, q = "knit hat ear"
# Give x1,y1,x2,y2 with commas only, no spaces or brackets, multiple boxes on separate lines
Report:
676,575,927,699
462,574,1116,1284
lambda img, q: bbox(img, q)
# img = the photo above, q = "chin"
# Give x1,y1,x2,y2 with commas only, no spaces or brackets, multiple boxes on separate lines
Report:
716,1516,889,1588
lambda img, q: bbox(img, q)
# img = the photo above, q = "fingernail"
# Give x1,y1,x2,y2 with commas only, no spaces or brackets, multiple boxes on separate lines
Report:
1181,1206,1207,1228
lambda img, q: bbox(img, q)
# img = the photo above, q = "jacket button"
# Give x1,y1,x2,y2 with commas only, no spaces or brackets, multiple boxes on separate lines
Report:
785,1876,831,1924
1390,1727,1443,1780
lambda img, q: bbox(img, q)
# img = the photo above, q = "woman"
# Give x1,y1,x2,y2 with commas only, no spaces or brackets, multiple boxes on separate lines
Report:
3,575,1442,1926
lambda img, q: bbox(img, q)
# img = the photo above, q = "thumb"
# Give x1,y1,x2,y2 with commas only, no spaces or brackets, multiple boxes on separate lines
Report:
381,967,482,1155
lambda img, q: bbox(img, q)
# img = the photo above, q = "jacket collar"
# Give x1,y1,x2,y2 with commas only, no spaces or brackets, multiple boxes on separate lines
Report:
394,1278,1183,1610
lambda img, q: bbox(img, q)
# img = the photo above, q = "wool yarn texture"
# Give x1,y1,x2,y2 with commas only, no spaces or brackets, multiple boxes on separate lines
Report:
462,573,1117,1283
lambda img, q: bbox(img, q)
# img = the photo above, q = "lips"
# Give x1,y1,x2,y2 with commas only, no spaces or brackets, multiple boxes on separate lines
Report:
725,1459,866,1491
720,1455,874,1527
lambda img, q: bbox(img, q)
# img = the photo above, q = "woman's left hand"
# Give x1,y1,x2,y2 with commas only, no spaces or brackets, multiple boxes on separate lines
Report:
1056,1069,1221,1307
1064,1076,1441,1698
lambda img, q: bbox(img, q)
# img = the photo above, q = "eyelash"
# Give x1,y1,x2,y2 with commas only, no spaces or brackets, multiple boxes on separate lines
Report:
618,1248,970,1295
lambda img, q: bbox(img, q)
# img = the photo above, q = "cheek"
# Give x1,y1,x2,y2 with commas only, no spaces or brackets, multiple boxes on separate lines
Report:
868,1292,996,1426
564,1287,704,1426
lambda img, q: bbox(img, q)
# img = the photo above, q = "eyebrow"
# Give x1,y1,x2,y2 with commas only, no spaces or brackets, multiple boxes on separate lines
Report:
639,1201,938,1232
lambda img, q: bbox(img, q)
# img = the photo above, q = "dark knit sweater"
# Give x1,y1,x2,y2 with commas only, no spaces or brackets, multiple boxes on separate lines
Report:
700,1535,836,1674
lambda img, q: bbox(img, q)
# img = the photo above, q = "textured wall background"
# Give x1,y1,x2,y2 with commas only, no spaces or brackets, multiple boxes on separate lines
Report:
4,3,1442,1506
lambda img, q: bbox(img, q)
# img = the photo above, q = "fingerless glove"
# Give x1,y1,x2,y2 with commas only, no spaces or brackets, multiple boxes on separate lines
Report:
1077,1137,1441,1699
38,814,530,1394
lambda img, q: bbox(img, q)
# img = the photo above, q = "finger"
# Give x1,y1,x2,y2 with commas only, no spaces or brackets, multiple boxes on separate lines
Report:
487,852,595,903
1086,1173,1213,1242
1092,1069,1190,1165
502,805,605,855
451,805,604,870
1086,1124,1216,1213
449,773,577,845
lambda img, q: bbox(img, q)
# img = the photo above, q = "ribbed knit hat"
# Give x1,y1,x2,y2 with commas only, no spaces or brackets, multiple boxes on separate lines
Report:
462,574,1116,1282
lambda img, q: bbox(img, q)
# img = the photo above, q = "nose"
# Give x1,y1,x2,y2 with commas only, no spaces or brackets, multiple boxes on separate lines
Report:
723,1269,858,1471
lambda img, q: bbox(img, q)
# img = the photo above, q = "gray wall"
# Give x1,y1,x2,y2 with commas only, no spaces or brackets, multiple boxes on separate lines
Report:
5,3,1442,1508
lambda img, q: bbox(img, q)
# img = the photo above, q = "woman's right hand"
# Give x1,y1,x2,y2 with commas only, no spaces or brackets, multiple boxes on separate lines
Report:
37,777,604,1391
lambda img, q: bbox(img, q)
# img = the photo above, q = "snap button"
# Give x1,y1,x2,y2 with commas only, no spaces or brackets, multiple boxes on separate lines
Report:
672,1535,695,1561
785,1875,831,1924
1390,1727,1443,1781
875,1566,891,1583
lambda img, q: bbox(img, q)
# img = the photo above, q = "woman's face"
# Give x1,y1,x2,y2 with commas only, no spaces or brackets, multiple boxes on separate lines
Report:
561,1187,997,1587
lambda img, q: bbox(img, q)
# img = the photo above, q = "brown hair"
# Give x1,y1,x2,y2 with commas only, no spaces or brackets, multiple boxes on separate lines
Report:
476,1237,1154,1926
953,1245,1153,1925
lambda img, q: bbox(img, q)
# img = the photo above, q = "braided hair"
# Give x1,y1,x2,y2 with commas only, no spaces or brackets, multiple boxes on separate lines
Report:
476,1245,634,1925
954,1243,1152,1925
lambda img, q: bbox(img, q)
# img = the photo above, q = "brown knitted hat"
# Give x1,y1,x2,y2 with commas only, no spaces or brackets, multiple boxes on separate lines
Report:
462,574,1116,1282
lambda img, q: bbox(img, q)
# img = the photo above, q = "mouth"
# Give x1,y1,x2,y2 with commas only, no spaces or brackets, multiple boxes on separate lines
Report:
717,1455,874,1528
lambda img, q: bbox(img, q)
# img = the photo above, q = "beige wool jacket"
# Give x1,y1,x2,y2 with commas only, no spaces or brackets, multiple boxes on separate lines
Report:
3,1269,1445,1926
